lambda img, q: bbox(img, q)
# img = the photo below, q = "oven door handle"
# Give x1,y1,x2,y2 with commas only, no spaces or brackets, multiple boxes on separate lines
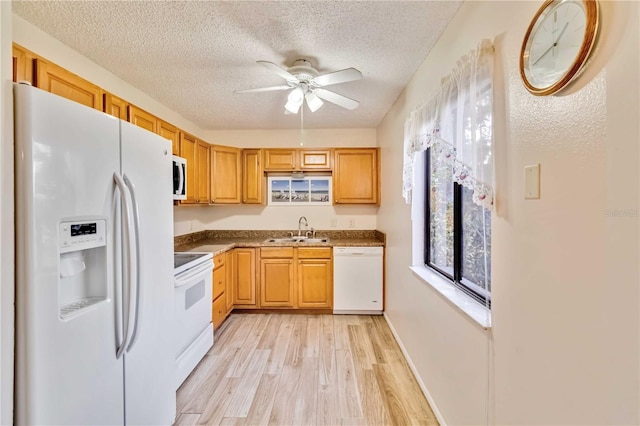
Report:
175,262,213,288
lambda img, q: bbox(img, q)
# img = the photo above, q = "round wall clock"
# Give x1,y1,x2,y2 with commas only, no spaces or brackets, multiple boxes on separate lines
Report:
520,0,600,96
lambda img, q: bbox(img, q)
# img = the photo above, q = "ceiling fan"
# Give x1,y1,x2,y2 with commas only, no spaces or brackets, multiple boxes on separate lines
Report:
235,59,363,114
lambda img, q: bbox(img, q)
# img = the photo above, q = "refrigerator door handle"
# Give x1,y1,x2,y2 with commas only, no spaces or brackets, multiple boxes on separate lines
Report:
114,173,135,359
124,174,142,352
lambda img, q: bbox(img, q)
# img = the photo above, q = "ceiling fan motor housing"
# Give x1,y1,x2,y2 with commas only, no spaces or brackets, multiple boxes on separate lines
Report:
287,59,318,83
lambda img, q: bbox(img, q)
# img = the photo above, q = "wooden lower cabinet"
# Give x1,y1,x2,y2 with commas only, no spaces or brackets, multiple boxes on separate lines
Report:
225,250,235,314
297,258,333,308
260,258,295,307
233,248,257,307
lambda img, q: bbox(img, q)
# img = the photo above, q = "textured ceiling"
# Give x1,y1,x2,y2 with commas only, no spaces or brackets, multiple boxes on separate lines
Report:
12,1,461,130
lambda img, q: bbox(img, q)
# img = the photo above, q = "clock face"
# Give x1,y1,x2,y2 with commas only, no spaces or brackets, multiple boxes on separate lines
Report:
520,0,599,95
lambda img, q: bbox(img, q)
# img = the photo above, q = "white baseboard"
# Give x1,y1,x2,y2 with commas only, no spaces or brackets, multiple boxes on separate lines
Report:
383,312,446,426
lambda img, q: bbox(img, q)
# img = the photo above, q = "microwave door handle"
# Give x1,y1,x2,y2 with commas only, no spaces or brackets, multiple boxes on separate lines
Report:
179,163,185,195
124,175,142,352
113,173,134,359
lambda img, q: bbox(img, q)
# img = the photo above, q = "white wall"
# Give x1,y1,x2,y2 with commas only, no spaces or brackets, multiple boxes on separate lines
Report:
0,3,13,424
377,1,639,425
175,128,378,235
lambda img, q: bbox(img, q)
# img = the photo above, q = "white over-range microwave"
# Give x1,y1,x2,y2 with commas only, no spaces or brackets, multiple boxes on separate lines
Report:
173,155,187,200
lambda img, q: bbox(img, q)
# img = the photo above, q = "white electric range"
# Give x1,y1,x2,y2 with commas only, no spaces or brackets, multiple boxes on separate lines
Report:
173,252,213,389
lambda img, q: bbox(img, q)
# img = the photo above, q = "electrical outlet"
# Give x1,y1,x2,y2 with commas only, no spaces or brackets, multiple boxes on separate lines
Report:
330,218,337,227
348,218,355,228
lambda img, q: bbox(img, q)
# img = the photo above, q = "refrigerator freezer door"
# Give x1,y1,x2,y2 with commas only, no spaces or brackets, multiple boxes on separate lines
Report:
14,84,125,425
120,121,176,425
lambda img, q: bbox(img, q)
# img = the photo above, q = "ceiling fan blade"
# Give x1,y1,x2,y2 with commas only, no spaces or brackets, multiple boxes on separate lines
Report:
234,85,291,94
314,88,359,110
257,61,298,83
311,68,362,87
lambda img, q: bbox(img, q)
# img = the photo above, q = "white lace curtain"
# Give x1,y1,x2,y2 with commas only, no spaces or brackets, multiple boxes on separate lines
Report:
403,39,494,208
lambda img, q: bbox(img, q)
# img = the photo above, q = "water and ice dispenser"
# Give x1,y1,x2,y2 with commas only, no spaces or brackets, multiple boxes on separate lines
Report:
58,218,107,318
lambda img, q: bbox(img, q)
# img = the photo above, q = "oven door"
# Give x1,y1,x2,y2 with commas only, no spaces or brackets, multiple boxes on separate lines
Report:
172,155,187,200
174,260,212,357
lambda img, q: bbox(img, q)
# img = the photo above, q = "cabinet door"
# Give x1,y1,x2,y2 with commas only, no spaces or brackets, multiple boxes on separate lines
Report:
234,249,257,307
103,93,128,120
242,149,264,204
158,120,180,156
263,149,297,171
179,132,197,204
225,251,235,314
260,258,295,307
210,145,241,204
333,148,379,204
128,105,157,133
297,259,333,308
196,140,210,204
34,59,103,110
300,149,332,170
13,44,34,84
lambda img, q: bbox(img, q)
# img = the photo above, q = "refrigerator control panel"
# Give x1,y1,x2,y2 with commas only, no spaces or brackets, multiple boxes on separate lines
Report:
59,219,106,253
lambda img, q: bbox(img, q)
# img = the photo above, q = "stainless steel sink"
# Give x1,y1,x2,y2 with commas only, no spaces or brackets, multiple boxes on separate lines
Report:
264,237,328,243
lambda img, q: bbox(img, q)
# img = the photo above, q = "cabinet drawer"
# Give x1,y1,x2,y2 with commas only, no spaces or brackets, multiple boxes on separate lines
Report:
212,294,226,329
260,247,294,259
297,247,332,259
214,253,225,268
213,263,226,300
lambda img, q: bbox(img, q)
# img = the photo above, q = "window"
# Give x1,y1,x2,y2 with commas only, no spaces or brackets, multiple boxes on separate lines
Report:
425,150,491,305
268,176,332,205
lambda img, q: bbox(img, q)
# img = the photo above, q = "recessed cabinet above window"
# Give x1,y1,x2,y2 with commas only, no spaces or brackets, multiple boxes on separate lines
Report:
263,149,333,171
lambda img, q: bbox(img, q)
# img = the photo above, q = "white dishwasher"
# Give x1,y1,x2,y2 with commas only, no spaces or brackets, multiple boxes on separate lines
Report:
333,246,383,314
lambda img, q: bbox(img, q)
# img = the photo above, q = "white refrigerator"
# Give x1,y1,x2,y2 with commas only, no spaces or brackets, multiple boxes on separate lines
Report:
14,84,176,425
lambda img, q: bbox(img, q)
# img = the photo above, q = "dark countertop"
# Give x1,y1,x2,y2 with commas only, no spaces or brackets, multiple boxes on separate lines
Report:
174,230,385,256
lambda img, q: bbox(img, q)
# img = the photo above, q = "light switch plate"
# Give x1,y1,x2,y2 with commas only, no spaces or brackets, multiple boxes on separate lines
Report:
524,164,540,199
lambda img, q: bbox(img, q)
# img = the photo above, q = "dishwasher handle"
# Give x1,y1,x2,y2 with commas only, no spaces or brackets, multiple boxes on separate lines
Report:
333,246,383,256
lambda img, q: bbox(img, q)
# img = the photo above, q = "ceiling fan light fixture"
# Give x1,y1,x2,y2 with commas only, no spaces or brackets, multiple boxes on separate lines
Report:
305,91,324,112
285,98,302,114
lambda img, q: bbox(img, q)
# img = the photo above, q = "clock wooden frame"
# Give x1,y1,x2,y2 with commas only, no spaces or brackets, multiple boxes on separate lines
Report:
519,0,600,96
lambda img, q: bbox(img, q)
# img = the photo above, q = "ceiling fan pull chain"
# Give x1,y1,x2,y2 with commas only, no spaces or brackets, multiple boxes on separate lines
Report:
299,104,304,146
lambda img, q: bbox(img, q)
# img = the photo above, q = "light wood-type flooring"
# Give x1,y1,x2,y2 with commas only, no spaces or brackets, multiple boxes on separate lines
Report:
176,313,438,426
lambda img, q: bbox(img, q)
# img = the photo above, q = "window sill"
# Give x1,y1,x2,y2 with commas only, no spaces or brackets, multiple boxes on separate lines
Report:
410,265,492,329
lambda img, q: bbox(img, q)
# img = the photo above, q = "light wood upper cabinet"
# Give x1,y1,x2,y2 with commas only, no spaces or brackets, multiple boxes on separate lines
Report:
13,44,35,84
333,148,380,205
233,248,257,307
128,105,157,133
34,59,103,111
179,132,197,204
263,149,297,171
158,120,180,156
242,149,264,204
196,140,210,204
300,149,332,170
103,93,128,120
210,145,241,204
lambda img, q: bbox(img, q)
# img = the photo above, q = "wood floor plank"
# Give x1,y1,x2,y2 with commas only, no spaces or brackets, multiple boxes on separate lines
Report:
318,315,336,386
267,364,303,425
335,348,364,419
291,356,319,426
264,317,294,375
256,314,284,350
179,347,240,414
316,383,341,426
284,315,308,367
197,376,241,425
348,324,377,370
226,317,270,378
243,373,280,426
176,354,218,411
224,349,270,417
355,366,392,426
175,413,201,425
